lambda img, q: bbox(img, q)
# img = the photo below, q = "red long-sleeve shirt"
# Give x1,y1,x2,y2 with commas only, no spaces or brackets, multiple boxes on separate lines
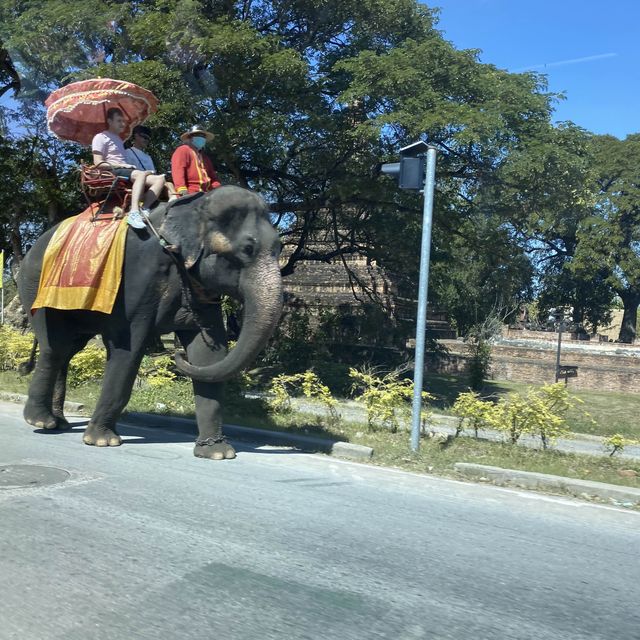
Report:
170,144,221,195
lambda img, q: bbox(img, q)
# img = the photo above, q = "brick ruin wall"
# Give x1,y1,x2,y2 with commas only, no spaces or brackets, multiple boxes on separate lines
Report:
429,340,640,394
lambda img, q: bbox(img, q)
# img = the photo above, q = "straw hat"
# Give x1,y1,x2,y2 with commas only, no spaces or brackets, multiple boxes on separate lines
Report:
180,124,214,142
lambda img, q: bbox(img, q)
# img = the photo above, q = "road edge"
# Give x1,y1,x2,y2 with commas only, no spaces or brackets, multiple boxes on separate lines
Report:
455,462,640,506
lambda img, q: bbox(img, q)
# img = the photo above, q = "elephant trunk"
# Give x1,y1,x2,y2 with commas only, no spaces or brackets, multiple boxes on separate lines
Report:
175,251,283,382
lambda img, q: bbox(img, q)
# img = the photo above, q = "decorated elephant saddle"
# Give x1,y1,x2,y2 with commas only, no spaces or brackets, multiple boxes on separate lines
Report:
32,204,128,314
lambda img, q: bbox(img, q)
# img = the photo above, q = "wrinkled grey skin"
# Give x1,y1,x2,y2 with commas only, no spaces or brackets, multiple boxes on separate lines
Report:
17,186,283,460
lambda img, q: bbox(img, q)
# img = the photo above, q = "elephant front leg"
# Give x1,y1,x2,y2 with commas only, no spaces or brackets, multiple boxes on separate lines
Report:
177,328,236,460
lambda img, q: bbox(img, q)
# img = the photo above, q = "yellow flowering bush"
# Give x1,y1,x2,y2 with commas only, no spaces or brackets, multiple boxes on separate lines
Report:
0,325,35,371
451,391,493,438
452,383,577,449
604,433,638,457
267,370,338,423
349,367,433,433
68,344,106,387
139,354,176,387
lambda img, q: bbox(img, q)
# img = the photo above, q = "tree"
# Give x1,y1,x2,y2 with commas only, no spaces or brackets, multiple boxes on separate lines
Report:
1,0,566,336
487,122,616,330
0,43,19,100
572,134,640,342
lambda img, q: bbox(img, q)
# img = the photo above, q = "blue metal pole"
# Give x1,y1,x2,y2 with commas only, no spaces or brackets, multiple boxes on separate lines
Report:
410,147,437,452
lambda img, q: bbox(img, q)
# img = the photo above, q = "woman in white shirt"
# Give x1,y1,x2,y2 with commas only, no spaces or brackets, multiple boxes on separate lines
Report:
125,125,156,172
125,125,176,199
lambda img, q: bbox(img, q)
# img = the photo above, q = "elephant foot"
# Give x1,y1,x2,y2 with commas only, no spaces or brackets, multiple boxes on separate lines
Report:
52,411,71,430
194,436,236,460
83,422,122,447
24,401,65,430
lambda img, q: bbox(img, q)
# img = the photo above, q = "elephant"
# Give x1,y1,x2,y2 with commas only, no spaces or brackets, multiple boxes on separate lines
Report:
17,185,283,460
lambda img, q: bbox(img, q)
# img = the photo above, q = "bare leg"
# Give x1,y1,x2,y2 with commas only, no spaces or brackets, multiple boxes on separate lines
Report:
142,174,165,209
130,170,151,211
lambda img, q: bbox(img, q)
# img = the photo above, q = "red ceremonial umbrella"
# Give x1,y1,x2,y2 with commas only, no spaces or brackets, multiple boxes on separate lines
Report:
45,78,159,146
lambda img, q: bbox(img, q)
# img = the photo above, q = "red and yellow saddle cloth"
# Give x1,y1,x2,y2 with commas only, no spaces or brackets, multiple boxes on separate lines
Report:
32,204,128,314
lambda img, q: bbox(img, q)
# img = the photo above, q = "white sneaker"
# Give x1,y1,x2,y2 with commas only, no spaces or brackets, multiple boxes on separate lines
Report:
140,207,152,219
127,210,146,229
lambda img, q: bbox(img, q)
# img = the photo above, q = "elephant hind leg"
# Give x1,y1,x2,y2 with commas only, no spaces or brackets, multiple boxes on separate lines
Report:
24,345,66,430
50,366,71,430
52,337,90,429
25,332,89,431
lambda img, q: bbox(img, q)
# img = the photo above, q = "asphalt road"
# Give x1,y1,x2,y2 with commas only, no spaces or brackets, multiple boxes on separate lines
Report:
1,400,639,640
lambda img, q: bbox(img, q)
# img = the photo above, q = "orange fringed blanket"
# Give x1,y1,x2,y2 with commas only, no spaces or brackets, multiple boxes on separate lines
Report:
32,205,128,314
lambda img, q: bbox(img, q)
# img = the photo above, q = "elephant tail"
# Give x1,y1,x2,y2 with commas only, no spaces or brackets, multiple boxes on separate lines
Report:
18,337,38,376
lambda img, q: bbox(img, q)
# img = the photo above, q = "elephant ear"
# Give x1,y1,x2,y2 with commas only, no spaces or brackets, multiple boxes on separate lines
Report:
159,194,207,268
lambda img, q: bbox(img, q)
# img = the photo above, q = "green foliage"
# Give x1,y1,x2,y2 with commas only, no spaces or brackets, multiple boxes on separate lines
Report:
570,134,640,342
138,354,176,388
467,339,492,391
451,391,493,438
131,379,194,415
349,366,433,433
267,370,338,425
490,123,616,331
67,344,106,387
464,317,500,390
261,308,320,373
452,383,583,449
0,0,566,339
0,325,34,370
603,433,638,458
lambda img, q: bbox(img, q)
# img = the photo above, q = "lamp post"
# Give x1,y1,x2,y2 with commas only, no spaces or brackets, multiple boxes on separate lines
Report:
380,141,437,452
550,308,567,383
554,317,564,383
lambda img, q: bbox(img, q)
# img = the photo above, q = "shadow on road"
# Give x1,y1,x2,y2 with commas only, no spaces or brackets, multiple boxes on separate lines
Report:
35,418,307,455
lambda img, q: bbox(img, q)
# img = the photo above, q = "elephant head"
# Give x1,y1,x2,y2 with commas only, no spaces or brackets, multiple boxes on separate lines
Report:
160,186,283,382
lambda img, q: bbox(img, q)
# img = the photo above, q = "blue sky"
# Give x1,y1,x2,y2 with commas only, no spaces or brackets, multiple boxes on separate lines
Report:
431,0,640,138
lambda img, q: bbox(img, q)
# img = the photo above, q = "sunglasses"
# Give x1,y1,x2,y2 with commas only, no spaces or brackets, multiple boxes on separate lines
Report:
137,133,151,141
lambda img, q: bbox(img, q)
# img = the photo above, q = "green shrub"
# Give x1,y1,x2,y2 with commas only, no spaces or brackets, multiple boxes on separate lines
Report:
452,383,579,449
68,344,106,387
267,370,339,425
138,354,176,387
604,433,638,457
349,366,433,433
451,391,493,438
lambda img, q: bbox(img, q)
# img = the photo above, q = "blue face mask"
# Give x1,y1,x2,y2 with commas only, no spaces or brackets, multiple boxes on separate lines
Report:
191,136,206,150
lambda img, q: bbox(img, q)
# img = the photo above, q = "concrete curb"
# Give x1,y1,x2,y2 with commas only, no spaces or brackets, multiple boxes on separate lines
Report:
454,463,640,506
0,391,84,413
122,412,374,461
